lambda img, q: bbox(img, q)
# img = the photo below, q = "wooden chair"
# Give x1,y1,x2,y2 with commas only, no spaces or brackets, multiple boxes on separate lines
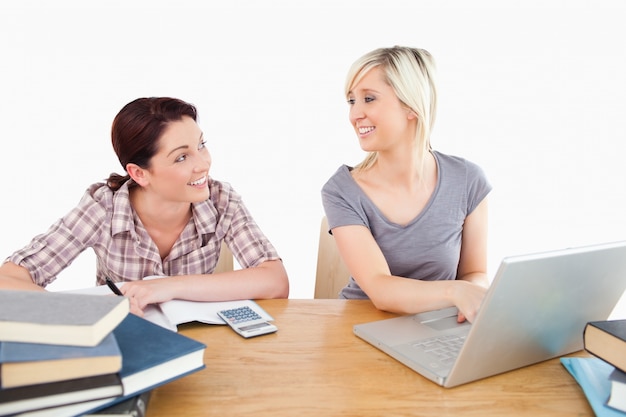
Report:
314,216,351,299
214,244,234,273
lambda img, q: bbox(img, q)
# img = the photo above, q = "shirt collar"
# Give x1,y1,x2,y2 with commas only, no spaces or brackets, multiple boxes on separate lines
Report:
191,198,218,236
110,180,219,237
111,181,135,236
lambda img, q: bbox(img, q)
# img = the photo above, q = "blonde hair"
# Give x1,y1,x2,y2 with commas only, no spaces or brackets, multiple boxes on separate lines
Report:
345,46,437,173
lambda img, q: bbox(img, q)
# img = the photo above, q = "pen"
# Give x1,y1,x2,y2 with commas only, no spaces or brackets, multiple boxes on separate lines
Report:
105,277,124,296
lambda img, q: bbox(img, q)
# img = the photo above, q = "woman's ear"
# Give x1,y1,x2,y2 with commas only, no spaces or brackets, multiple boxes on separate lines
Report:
126,163,149,187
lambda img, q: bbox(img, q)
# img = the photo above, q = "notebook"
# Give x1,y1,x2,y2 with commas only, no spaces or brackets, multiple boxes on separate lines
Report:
353,240,626,388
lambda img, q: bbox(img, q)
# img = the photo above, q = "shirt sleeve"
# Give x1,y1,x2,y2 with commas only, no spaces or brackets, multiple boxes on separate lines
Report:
7,186,109,287
213,182,280,269
321,166,369,233
465,159,492,215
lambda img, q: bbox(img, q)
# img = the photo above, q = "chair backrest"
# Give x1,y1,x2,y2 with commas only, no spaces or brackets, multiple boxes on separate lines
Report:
315,216,351,299
214,244,234,274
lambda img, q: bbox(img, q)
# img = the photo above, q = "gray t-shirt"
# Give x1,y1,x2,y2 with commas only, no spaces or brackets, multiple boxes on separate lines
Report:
321,151,492,299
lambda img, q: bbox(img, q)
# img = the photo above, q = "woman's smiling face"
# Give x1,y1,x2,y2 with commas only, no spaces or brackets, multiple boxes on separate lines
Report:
347,66,416,153
142,115,212,204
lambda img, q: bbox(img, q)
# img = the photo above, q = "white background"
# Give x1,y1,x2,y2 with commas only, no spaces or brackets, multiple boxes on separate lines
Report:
1,0,625,315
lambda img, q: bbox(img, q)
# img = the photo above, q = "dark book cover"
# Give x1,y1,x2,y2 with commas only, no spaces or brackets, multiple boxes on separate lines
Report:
24,314,207,416
89,390,152,417
112,314,206,396
0,373,122,415
587,319,626,342
584,319,626,372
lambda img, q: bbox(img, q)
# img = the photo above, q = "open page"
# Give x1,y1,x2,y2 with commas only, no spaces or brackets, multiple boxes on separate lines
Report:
141,275,274,327
62,279,273,332
159,298,274,326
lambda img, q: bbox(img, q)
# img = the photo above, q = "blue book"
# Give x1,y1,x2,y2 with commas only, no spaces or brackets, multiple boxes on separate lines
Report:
0,332,122,388
14,314,206,417
112,314,206,397
560,357,625,417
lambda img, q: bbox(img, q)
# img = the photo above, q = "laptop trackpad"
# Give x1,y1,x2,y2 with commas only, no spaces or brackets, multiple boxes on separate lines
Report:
423,315,469,331
414,307,469,331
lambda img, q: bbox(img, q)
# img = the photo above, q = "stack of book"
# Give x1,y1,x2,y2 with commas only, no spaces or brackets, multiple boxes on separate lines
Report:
0,290,207,417
561,318,626,416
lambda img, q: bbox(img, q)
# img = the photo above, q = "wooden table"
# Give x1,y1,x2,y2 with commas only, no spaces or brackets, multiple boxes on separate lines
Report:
147,299,592,417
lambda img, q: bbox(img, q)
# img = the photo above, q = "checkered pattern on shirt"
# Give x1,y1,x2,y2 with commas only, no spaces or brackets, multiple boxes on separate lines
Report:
8,179,280,286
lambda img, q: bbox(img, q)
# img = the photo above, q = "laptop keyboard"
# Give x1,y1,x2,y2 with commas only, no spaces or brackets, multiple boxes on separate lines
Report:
412,334,467,365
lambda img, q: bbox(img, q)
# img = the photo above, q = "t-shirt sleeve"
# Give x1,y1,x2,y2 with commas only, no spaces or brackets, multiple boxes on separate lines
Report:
321,167,368,233
465,159,492,215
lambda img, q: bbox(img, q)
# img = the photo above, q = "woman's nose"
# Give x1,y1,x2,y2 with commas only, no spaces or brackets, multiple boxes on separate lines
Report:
349,103,364,124
194,153,211,171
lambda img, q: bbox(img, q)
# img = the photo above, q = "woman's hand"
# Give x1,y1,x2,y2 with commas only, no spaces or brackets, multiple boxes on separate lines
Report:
451,280,488,323
120,278,175,312
127,295,145,317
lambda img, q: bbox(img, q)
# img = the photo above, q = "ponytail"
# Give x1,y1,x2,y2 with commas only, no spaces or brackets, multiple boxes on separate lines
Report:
106,173,132,191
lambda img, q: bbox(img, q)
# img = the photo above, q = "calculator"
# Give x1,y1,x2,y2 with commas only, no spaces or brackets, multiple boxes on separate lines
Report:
217,305,278,338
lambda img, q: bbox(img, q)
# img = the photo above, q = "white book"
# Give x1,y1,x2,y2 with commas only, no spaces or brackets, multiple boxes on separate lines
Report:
63,277,273,332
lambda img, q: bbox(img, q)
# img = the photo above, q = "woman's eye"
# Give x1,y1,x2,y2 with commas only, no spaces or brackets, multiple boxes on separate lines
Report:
198,140,207,150
365,96,375,103
347,98,355,105
175,154,187,163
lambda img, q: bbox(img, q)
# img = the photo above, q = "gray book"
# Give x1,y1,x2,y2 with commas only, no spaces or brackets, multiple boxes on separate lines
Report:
0,290,129,347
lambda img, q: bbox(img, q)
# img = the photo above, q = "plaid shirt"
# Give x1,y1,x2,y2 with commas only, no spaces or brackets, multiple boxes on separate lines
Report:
8,179,280,287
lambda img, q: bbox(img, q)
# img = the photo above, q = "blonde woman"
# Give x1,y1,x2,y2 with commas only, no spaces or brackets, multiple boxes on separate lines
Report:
322,46,490,323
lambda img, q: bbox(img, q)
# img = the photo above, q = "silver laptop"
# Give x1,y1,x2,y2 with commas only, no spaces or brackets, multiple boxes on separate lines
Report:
353,240,626,388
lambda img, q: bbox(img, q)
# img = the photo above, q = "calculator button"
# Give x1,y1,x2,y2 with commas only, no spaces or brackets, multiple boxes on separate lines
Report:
221,306,262,324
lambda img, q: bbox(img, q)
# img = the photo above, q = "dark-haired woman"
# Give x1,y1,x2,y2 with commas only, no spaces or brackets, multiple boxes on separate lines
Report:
0,97,289,315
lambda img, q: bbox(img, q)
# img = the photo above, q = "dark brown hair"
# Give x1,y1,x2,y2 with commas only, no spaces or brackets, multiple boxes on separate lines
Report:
107,97,198,191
